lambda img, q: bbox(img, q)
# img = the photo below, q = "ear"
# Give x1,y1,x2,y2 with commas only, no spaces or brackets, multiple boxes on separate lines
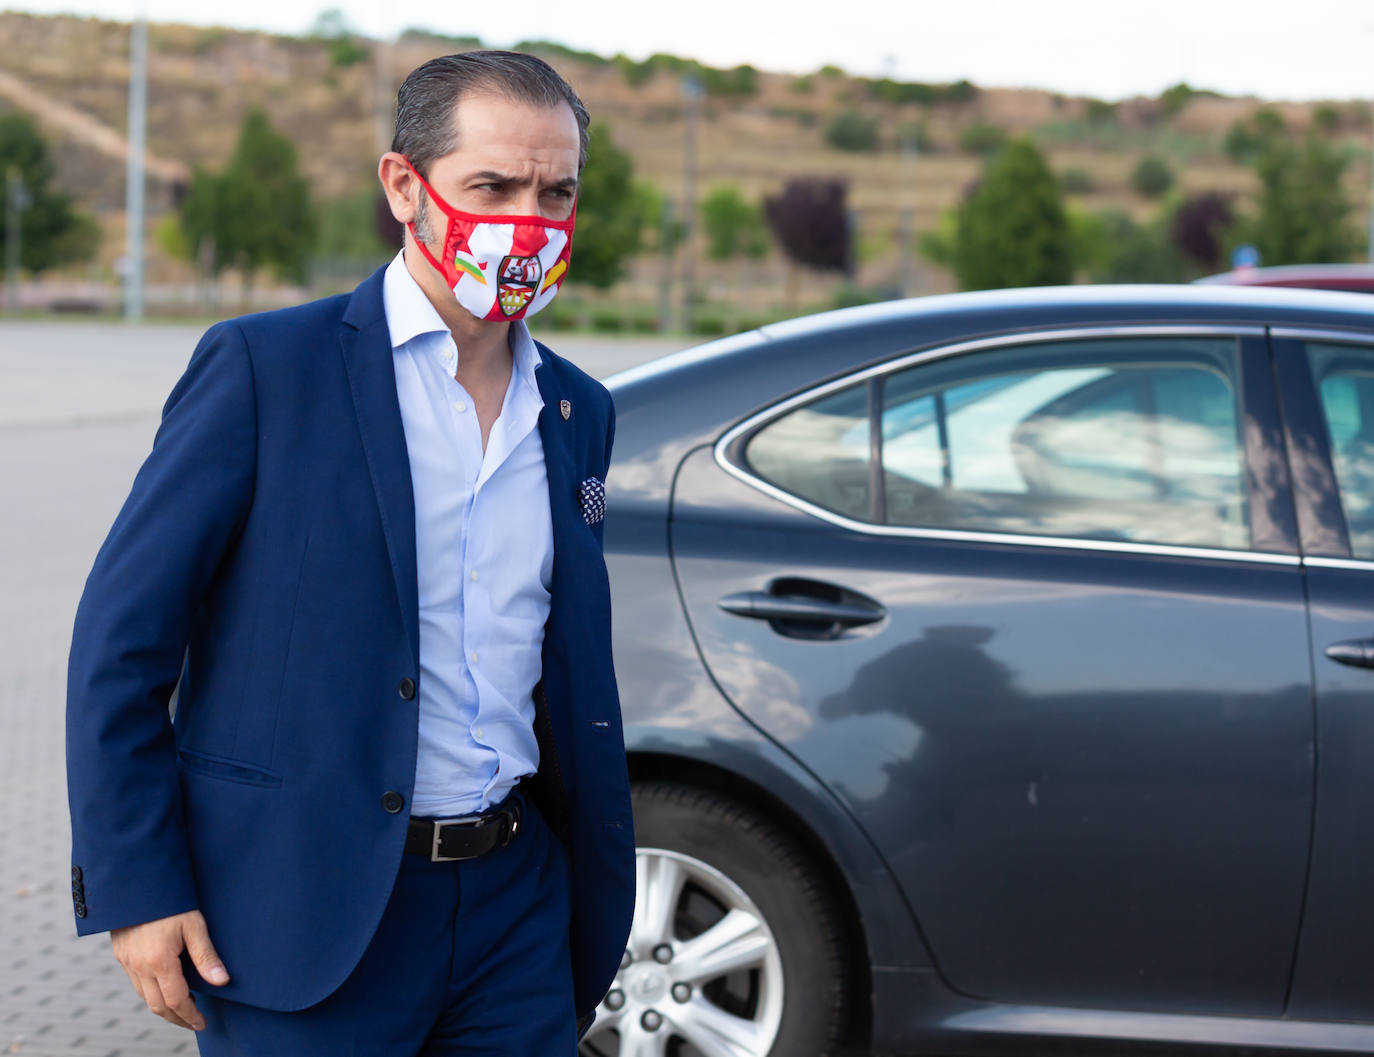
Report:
378,152,420,225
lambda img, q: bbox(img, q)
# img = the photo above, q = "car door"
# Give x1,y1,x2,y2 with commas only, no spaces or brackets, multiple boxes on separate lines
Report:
1273,330,1374,1022
670,327,1315,1016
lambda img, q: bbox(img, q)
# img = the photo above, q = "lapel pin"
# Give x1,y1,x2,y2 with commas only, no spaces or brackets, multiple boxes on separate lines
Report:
560,399,572,421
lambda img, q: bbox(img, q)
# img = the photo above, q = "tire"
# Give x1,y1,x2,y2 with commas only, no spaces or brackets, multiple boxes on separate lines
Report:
580,781,850,1057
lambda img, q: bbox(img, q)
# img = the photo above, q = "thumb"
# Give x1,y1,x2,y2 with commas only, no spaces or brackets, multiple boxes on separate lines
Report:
182,913,230,986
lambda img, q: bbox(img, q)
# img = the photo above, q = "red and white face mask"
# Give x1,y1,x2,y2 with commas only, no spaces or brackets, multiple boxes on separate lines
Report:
405,159,575,321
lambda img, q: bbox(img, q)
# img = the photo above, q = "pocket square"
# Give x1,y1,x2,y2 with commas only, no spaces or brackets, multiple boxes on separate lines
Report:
578,477,606,525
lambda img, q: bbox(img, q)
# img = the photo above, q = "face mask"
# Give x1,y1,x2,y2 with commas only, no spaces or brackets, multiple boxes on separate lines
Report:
405,160,575,321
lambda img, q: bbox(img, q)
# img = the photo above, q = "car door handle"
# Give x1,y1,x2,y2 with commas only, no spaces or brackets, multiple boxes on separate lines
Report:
1325,639,1374,669
719,591,884,626
717,578,887,642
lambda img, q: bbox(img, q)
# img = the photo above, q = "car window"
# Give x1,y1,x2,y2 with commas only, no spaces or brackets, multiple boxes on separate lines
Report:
741,336,1251,549
1307,342,1374,560
881,339,1248,548
745,383,872,520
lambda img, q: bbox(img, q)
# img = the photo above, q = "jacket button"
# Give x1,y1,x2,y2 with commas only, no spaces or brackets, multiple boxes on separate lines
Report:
381,791,405,814
397,677,416,700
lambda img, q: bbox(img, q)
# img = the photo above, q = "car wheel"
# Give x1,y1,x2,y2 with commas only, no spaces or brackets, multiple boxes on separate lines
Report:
581,781,849,1057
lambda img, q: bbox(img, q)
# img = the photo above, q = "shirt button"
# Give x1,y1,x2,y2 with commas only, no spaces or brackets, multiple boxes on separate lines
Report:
474,726,484,738
470,651,479,664
470,570,479,582
397,677,416,700
454,401,467,413
381,791,405,814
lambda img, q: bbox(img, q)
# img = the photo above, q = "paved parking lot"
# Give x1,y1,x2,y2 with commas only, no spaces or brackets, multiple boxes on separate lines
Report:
0,318,683,1057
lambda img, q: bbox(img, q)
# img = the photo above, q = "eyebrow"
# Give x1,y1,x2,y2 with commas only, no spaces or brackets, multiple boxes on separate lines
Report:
469,170,579,192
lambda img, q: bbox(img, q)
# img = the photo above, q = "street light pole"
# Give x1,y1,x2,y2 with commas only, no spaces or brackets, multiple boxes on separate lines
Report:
5,168,24,312
680,74,702,334
124,16,147,321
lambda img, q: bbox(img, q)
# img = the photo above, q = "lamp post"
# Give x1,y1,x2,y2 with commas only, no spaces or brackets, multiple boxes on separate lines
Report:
5,168,29,312
123,16,147,321
680,73,702,334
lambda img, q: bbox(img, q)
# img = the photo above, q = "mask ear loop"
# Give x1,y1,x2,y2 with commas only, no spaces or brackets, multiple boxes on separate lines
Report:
401,158,455,279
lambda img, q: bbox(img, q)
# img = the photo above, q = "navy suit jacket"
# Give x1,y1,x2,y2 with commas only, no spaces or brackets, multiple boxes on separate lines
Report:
65,267,635,1017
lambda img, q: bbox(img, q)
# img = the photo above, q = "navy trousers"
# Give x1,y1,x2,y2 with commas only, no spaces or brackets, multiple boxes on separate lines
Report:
194,797,577,1056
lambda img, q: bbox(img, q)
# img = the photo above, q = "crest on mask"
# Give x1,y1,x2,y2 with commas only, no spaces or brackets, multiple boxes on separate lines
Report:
497,255,544,317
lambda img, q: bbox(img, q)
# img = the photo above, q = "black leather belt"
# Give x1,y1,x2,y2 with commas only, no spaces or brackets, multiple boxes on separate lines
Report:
405,796,523,862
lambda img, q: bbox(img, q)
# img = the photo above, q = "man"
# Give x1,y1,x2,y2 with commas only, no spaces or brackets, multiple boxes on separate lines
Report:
66,51,634,1055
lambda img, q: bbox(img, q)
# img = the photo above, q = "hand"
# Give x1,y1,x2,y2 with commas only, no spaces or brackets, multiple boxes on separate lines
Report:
110,910,229,1031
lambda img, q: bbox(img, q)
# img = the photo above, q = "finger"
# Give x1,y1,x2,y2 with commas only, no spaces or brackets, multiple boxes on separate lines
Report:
182,914,230,986
156,961,206,1032
137,970,195,1031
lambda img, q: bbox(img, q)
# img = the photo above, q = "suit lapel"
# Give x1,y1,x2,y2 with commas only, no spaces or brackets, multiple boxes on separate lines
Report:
534,345,577,595
339,273,420,668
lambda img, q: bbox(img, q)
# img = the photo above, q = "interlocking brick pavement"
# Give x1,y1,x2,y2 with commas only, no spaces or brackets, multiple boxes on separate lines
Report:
0,319,681,1057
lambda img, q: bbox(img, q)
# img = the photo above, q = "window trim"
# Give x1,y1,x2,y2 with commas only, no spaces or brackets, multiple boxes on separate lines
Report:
715,323,1299,566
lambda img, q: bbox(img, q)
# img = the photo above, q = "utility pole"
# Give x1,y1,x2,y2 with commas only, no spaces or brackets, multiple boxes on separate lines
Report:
680,74,702,334
124,16,147,321
5,168,27,312
898,128,918,297
657,199,675,334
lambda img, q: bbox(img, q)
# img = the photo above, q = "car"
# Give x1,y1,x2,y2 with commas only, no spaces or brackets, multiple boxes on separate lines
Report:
1196,263,1374,294
580,284,1374,1057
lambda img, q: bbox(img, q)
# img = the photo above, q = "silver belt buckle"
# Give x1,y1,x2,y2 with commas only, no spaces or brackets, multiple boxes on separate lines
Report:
429,815,481,863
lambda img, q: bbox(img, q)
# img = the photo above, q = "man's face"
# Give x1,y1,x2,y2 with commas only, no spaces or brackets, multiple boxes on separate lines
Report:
414,92,580,247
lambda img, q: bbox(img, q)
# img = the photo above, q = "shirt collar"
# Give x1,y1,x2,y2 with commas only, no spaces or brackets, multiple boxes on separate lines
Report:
382,251,542,392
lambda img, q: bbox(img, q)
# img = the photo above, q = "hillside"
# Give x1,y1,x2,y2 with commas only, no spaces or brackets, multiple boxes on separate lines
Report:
1,11,1371,317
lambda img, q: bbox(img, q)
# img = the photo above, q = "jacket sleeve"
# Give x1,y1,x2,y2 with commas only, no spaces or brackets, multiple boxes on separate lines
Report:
66,321,258,935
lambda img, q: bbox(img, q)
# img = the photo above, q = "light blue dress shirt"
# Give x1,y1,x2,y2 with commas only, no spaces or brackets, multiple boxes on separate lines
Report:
383,252,553,818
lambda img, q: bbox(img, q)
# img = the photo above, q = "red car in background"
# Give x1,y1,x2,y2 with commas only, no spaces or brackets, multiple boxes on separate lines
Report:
1196,263,1374,294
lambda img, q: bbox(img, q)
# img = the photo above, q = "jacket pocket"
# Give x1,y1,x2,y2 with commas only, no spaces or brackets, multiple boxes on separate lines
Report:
176,747,282,788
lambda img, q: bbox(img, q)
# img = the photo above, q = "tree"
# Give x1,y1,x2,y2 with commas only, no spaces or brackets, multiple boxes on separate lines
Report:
825,110,879,152
1224,108,1285,163
700,185,770,262
0,113,98,275
959,121,1007,156
1170,192,1235,273
178,109,316,289
1131,156,1174,198
567,123,652,289
1247,133,1359,265
953,138,1072,290
763,178,851,275
1073,210,1186,283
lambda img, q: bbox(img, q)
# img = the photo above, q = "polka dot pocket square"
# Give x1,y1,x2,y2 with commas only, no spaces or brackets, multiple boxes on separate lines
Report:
579,477,606,525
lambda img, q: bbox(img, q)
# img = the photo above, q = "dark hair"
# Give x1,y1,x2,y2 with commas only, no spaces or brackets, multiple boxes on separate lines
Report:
391,51,590,175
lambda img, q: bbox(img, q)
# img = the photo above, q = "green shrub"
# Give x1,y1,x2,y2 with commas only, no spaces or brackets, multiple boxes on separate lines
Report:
959,121,1007,156
1059,167,1096,194
1131,155,1175,197
825,110,879,152
690,313,728,337
1084,98,1117,124
328,36,368,68
1159,82,1197,118
590,309,625,332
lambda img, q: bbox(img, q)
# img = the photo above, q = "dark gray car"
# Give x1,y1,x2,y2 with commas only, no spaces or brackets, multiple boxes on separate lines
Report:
581,285,1374,1057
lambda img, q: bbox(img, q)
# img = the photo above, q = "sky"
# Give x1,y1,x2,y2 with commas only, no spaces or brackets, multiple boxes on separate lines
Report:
5,0,1374,102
